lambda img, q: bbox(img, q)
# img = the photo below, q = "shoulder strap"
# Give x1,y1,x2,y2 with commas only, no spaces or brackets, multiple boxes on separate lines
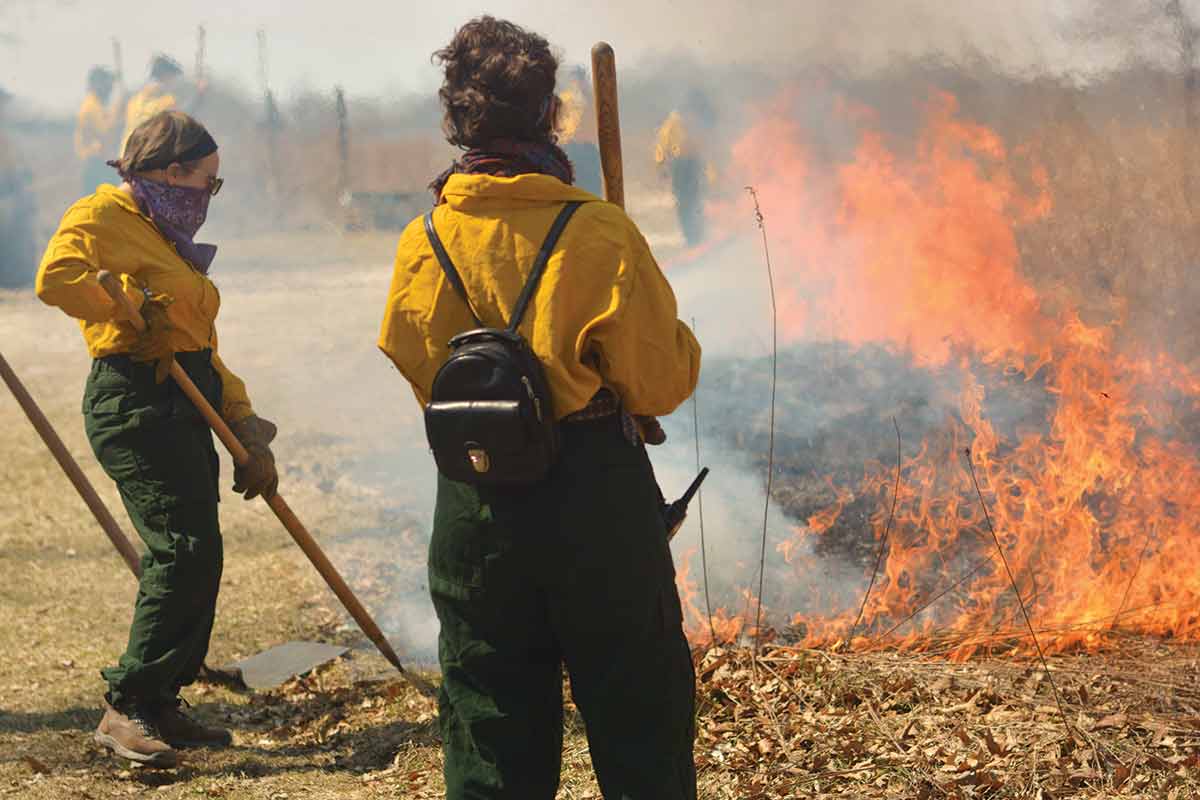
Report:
424,210,483,327
507,201,583,334
424,201,584,332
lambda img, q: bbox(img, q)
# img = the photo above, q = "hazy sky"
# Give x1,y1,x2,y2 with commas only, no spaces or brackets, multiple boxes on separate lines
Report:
1,0,1194,113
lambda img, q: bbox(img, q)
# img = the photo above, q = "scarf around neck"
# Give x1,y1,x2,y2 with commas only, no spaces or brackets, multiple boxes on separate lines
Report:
430,139,575,203
128,177,218,273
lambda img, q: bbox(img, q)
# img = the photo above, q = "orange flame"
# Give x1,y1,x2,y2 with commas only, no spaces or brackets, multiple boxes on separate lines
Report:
680,87,1200,656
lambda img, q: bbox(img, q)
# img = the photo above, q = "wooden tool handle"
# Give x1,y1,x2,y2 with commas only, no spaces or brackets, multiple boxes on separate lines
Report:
95,271,434,697
98,270,250,464
590,44,668,443
0,351,143,577
591,42,624,209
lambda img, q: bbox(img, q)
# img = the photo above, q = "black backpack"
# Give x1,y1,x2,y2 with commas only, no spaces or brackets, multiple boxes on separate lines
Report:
422,201,583,486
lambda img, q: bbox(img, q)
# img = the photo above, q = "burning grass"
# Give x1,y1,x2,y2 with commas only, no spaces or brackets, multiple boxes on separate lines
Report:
661,77,1200,662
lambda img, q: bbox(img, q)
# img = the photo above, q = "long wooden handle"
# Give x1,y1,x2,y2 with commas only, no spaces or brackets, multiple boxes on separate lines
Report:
97,271,434,697
591,42,624,209
590,43,668,442
0,351,143,577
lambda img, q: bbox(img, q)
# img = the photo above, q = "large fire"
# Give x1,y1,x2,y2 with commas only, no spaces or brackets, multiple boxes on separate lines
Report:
678,89,1200,657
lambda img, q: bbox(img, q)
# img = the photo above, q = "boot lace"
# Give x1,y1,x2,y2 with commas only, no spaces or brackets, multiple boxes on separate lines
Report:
126,707,161,739
168,698,197,725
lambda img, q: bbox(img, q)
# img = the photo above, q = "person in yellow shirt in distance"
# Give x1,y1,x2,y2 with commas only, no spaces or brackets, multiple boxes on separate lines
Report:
122,55,206,153
76,67,123,194
655,104,710,248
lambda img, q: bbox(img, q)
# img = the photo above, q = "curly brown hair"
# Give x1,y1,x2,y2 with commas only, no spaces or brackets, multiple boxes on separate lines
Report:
434,16,560,148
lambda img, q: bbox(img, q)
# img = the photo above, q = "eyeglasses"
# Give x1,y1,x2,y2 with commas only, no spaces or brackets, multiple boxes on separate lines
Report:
179,164,223,196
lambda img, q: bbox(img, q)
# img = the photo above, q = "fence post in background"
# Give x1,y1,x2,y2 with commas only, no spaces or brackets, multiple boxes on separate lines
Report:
257,28,283,224
335,86,355,231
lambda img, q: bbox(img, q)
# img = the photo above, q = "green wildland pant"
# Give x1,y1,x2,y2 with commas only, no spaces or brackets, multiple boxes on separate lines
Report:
431,415,697,800
83,351,223,709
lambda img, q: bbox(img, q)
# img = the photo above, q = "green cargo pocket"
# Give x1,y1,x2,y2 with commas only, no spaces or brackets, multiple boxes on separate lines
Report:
428,530,487,592
428,569,476,604
429,476,493,591
82,361,170,427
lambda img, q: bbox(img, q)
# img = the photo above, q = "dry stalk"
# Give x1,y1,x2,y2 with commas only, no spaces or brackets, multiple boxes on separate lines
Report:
751,660,796,760
849,417,902,642
963,447,1074,742
746,186,777,658
1111,523,1156,632
864,697,948,796
690,316,716,645
871,553,996,643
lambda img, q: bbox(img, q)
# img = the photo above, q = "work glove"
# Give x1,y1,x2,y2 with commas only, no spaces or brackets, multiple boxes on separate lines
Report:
636,415,667,446
128,294,175,384
230,414,279,501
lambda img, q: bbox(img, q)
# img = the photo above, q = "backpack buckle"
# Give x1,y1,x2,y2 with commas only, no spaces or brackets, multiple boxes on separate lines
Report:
466,445,491,474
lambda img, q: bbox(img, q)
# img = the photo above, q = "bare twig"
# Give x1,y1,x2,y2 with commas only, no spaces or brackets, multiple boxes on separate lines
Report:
746,186,777,656
1111,523,1155,632
864,697,948,796
752,659,796,760
849,417,902,642
872,553,996,643
963,447,1074,741
690,317,716,645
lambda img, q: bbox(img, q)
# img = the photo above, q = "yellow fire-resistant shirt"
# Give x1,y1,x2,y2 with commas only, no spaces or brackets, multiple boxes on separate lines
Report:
654,111,693,165
35,184,254,422
378,173,701,419
75,92,118,160
122,83,177,152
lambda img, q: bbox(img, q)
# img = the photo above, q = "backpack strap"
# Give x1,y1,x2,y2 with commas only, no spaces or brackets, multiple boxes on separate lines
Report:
424,210,483,327
424,201,583,331
507,201,583,334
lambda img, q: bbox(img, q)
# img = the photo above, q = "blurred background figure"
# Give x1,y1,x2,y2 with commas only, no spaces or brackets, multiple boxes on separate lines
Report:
76,66,123,193
0,86,38,288
654,90,715,248
122,55,206,152
557,66,603,196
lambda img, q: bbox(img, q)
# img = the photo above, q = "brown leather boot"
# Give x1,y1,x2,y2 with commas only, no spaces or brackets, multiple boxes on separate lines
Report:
94,701,178,768
152,700,232,748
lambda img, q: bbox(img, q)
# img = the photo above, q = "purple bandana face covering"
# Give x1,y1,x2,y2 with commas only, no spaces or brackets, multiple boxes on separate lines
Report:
129,177,218,273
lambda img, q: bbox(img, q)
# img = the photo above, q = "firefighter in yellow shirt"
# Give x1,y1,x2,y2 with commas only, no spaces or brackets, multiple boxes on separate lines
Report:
76,67,122,193
121,55,205,153
37,111,277,768
655,109,706,247
379,17,700,800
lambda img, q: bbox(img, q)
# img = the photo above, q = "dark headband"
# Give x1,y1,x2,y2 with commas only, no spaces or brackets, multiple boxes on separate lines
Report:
169,130,219,167
132,130,219,172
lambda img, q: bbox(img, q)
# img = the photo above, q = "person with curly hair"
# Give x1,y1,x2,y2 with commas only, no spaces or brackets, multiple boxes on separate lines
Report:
379,16,700,800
